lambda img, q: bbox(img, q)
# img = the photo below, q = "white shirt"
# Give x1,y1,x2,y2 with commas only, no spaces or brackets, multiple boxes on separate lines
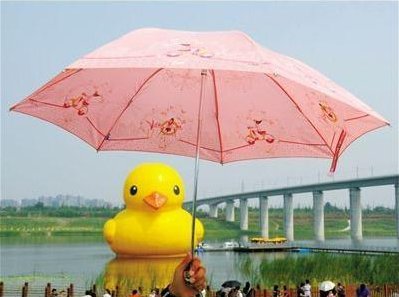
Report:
304,284,311,297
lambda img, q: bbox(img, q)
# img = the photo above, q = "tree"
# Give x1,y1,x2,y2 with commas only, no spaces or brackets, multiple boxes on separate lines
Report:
34,202,44,209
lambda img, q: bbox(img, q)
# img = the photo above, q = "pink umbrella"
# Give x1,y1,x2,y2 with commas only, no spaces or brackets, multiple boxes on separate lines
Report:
10,28,389,252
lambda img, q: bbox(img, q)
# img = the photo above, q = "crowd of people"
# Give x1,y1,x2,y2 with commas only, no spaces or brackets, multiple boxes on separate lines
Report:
76,280,369,297
48,279,370,297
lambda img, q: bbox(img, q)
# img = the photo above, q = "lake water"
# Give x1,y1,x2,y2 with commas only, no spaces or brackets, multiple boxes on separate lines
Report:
1,236,398,296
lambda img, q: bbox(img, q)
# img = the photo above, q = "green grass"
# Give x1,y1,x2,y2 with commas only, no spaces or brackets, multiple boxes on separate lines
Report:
0,208,396,240
0,217,105,236
235,253,399,287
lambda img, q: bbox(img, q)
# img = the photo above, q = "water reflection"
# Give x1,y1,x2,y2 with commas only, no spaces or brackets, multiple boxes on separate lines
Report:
103,257,182,293
1,237,398,293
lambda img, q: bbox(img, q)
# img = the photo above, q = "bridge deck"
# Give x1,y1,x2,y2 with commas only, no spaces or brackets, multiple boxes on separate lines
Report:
184,174,399,207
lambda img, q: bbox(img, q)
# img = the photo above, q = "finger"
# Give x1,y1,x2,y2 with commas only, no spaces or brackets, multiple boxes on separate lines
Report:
177,253,193,271
192,280,207,292
193,266,206,280
190,257,202,271
192,279,206,291
192,267,206,284
190,268,206,290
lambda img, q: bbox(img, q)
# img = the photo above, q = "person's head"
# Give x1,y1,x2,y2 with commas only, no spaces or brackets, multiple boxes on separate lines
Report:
300,283,305,288
284,286,287,290
133,290,138,295
237,286,241,290
337,283,341,287
85,291,90,295
306,280,310,284
245,282,251,288
52,289,57,292
274,285,279,291
360,284,366,290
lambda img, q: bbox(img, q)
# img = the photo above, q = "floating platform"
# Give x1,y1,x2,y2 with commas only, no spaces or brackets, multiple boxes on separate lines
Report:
198,242,399,255
234,245,298,252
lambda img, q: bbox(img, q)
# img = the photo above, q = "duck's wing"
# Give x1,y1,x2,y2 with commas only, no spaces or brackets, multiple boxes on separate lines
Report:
103,218,116,244
195,218,205,243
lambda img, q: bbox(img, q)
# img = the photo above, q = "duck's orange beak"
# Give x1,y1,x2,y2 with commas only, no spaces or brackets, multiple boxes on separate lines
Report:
143,192,167,210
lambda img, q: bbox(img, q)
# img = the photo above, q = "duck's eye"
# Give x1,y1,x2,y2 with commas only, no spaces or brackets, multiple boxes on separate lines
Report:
173,185,180,195
130,185,138,196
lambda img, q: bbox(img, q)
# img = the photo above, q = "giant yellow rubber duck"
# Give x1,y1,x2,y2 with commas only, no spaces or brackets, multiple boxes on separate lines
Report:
104,163,204,257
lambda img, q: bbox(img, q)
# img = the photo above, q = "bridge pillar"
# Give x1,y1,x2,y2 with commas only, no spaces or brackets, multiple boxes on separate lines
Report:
209,204,218,218
284,193,294,241
349,187,362,241
260,196,269,238
395,183,399,239
240,198,248,231
225,200,235,222
313,190,325,241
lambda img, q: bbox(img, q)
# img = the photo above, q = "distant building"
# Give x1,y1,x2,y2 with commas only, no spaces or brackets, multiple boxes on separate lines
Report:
0,199,19,208
38,196,52,207
1,195,115,208
21,198,38,207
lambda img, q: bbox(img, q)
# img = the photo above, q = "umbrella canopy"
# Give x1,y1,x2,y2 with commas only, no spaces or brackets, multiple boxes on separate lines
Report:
222,280,241,288
319,281,336,292
10,28,389,172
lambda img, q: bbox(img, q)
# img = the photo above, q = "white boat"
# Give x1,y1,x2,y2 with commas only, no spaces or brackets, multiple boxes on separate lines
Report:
196,241,240,252
222,241,239,249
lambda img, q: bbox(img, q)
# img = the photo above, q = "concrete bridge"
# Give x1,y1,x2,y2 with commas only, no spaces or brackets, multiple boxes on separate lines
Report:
184,174,399,241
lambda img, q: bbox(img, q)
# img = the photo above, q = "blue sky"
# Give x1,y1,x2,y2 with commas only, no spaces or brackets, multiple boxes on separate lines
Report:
1,1,398,208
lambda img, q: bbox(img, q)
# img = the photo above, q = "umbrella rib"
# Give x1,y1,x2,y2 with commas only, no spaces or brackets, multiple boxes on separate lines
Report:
278,139,328,146
27,99,65,108
344,114,369,122
86,117,106,137
179,138,326,154
107,137,150,141
178,139,222,153
10,69,82,111
96,68,164,151
264,73,334,156
222,141,327,153
210,70,224,163
330,132,336,149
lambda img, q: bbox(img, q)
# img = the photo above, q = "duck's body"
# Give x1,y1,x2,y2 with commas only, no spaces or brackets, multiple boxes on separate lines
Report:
105,208,204,257
103,163,204,257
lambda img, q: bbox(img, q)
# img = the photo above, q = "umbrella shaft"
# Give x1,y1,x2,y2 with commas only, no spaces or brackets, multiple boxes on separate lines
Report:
191,69,207,256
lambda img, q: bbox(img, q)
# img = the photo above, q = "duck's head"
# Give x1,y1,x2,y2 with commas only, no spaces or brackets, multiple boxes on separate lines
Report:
123,163,185,211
